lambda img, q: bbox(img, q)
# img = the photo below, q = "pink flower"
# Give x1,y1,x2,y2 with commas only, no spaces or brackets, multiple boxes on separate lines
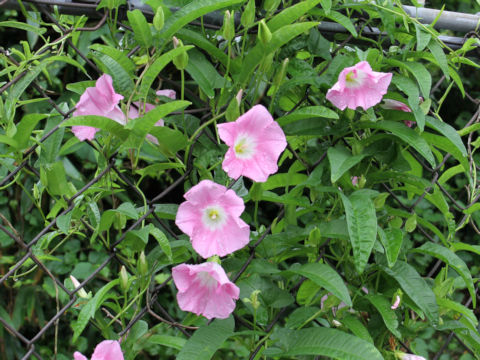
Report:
73,340,123,360
351,176,359,186
326,61,392,111
391,294,401,310
172,262,240,319
72,74,125,141
175,180,250,258
217,105,287,183
404,120,415,128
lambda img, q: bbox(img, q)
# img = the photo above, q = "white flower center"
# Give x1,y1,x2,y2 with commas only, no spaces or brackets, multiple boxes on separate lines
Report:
197,271,217,289
234,133,256,159
344,68,367,88
202,205,227,230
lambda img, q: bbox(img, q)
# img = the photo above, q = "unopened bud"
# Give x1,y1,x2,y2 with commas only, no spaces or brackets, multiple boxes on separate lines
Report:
250,289,261,310
241,0,255,29
308,227,322,247
70,275,88,299
391,294,401,310
153,6,164,31
258,20,272,45
172,37,189,70
332,319,342,327
235,89,243,105
223,10,235,41
273,58,289,89
120,266,129,292
138,251,148,276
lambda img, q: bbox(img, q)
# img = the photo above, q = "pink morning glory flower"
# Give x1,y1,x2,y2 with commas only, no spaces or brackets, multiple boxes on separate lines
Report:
72,74,125,141
217,104,287,183
73,340,123,360
172,262,240,319
175,180,250,258
326,61,392,111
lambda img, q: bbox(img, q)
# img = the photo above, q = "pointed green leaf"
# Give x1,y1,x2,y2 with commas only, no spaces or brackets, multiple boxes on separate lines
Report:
176,317,234,360
264,328,383,359
127,10,153,48
341,314,373,343
327,146,366,183
340,190,377,274
289,262,352,307
378,227,403,267
381,261,438,324
267,0,321,32
414,242,475,307
365,294,401,338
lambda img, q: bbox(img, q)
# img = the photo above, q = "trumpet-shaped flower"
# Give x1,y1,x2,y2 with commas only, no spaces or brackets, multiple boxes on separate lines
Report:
326,61,392,111
217,105,287,183
72,74,125,141
73,340,123,360
175,180,250,258
172,262,240,319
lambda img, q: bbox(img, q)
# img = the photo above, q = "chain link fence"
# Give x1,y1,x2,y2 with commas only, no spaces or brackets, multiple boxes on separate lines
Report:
1,1,479,359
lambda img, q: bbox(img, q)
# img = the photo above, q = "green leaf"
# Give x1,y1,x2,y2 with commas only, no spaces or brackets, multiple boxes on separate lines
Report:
0,21,46,36
437,297,478,330
138,46,194,100
341,314,373,343
91,52,135,95
317,10,357,37
149,225,172,262
12,114,47,150
264,328,383,359
238,22,319,87
148,126,188,156
381,261,438,325
61,115,129,140
277,106,338,126
415,24,431,51
289,263,352,307
176,317,234,360
327,146,366,183
378,227,403,267
44,161,70,196
365,294,401,338
387,59,431,99
43,55,87,75
340,190,377,274
115,202,140,219
148,334,186,350
428,39,450,80
358,120,435,168
127,10,153,48
267,0,321,32
185,49,225,99
414,242,475,307
72,279,119,343
89,44,135,74
159,0,245,40
425,116,467,158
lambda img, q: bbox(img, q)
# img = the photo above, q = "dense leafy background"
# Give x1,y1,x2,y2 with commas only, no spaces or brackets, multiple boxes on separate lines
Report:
1,0,480,359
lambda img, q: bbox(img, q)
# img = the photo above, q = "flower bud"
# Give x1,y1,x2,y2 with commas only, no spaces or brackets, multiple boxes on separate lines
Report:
153,6,164,31
119,266,129,292
138,251,148,276
172,37,189,70
258,20,272,45
332,319,342,327
70,275,88,299
223,10,235,42
391,294,401,310
307,227,322,247
241,0,255,29
235,89,243,105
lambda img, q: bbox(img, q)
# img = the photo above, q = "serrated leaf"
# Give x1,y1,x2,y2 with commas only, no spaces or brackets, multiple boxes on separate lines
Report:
340,190,377,274
381,261,438,324
176,317,234,360
414,242,475,307
289,263,352,307
264,328,383,359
